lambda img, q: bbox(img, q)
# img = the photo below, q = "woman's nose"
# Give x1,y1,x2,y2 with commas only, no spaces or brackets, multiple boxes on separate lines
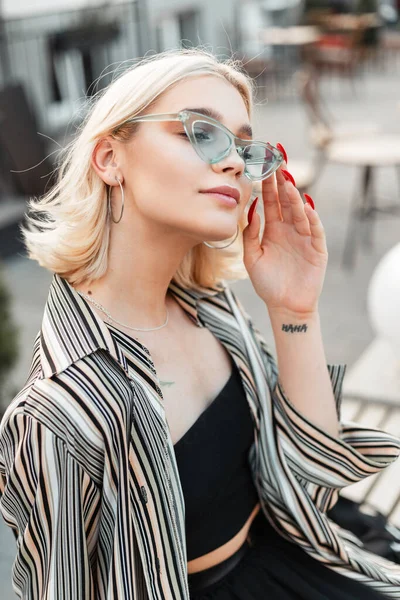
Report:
211,146,245,178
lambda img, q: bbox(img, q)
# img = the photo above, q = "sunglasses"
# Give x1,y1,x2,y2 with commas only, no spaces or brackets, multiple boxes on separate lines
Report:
115,110,284,182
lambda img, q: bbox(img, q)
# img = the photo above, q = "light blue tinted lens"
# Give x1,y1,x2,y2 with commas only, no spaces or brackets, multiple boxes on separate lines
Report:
193,121,231,161
244,144,276,179
192,121,278,178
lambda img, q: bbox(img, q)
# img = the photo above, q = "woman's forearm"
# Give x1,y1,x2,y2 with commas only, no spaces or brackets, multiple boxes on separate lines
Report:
268,308,339,439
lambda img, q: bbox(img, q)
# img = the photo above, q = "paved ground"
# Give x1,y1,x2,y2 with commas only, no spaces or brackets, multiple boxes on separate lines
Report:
1,61,400,596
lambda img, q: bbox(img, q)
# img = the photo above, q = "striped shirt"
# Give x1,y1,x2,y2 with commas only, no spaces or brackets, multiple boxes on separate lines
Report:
1,273,400,599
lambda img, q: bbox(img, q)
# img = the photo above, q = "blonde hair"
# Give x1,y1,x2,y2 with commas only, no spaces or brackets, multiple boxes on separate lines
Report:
21,47,256,290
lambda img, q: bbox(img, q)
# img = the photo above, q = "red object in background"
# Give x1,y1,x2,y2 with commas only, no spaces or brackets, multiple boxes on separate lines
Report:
316,33,352,48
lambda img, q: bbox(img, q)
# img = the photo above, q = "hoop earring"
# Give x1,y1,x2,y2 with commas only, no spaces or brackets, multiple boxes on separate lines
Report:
203,224,240,249
108,176,125,223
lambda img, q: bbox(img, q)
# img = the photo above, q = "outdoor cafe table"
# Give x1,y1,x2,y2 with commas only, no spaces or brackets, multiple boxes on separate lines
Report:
261,26,321,47
260,26,322,85
324,134,400,267
317,12,381,34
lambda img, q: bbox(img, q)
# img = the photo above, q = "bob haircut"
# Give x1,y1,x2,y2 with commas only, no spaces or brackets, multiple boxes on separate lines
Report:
21,47,257,290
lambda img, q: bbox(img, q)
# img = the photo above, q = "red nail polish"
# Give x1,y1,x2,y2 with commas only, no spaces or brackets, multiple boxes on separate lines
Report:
248,197,258,225
277,143,288,164
281,169,296,186
304,193,315,210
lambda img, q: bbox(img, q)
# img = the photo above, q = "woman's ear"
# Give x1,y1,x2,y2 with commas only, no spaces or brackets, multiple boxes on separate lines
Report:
92,137,123,185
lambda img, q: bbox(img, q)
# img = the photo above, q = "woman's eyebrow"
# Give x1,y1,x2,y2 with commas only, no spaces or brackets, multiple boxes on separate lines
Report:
183,107,253,137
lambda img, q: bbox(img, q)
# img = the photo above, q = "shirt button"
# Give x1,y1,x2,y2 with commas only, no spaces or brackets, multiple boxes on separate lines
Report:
140,486,148,504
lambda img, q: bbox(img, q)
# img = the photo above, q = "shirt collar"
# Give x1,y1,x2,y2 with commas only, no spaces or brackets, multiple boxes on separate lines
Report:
40,273,225,379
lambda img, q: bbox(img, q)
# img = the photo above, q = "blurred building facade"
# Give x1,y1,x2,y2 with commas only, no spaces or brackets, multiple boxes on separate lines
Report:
0,0,247,135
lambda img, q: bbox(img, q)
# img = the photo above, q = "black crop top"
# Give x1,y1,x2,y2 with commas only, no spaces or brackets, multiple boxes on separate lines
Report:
173,355,260,561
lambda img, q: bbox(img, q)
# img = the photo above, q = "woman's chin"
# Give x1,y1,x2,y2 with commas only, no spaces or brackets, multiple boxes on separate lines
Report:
202,226,238,244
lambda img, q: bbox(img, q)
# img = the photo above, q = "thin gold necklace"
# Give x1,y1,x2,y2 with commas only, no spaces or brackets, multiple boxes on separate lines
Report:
77,291,169,332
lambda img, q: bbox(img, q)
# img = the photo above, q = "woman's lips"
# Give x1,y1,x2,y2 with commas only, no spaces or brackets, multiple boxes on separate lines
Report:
200,191,238,207
200,186,240,203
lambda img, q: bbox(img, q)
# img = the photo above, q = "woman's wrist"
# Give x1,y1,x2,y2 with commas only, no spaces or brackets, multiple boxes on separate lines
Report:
266,306,338,437
267,306,320,328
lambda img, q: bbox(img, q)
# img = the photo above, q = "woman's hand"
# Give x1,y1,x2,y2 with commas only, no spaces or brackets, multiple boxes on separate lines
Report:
242,162,328,317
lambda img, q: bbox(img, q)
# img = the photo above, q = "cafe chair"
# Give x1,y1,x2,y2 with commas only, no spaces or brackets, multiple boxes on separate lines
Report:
297,69,400,269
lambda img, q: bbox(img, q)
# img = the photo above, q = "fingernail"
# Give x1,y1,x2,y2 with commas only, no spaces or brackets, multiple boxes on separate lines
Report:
281,169,296,186
248,197,259,225
304,193,315,210
277,143,288,164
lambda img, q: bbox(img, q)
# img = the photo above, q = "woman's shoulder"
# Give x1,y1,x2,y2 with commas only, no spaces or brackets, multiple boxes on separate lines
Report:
0,350,134,462
0,367,108,488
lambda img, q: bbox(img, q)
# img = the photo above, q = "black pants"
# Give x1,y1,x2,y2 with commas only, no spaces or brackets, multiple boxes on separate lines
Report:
189,510,391,599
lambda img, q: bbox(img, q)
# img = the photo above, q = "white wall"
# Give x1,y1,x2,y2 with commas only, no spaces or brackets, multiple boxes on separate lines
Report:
2,0,240,52
2,0,126,19
148,0,240,54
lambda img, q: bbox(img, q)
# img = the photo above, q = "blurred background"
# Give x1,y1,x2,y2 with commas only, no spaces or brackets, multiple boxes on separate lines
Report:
1,0,400,596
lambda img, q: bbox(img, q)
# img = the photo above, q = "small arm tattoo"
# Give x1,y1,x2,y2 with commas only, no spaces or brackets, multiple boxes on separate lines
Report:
281,323,308,333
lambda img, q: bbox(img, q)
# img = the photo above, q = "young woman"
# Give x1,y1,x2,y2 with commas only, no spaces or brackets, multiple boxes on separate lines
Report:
1,48,400,600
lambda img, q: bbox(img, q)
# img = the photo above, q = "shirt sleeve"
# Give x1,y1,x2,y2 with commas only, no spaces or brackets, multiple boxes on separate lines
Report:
0,411,101,599
229,288,400,513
